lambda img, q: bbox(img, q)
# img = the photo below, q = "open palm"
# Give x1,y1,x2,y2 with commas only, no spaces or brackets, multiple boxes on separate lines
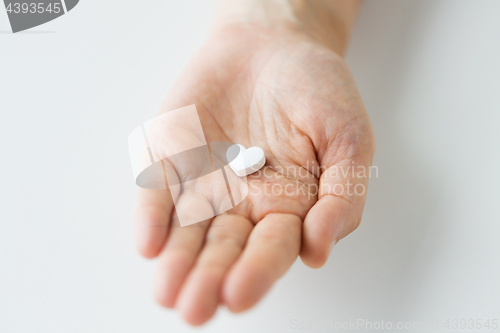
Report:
134,25,375,325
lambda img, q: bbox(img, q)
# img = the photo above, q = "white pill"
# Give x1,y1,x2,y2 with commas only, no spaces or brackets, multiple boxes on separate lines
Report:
226,144,266,177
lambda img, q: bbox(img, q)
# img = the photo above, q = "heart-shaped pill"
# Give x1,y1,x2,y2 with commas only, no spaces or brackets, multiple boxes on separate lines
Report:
226,144,266,177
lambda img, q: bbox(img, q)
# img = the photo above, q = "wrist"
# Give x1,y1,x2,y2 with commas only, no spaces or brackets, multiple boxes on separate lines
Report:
213,0,361,55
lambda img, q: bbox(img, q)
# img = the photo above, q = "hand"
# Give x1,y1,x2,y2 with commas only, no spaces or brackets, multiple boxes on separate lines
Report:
133,2,375,326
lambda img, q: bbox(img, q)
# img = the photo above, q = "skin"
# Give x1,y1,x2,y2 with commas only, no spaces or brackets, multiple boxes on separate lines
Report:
133,0,375,326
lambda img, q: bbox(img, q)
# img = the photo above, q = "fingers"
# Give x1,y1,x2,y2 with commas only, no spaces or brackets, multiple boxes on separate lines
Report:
176,214,253,326
134,188,174,259
153,216,211,309
154,192,213,308
222,213,302,312
300,158,372,268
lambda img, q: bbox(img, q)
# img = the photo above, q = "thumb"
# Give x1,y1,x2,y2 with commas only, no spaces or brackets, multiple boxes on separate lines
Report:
300,137,375,268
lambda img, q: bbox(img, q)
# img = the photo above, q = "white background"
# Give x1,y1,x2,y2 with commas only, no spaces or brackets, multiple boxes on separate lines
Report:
1,1,499,332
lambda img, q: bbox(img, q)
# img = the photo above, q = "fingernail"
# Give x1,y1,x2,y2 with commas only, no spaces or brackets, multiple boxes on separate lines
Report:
330,215,348,254
329,240,337,254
